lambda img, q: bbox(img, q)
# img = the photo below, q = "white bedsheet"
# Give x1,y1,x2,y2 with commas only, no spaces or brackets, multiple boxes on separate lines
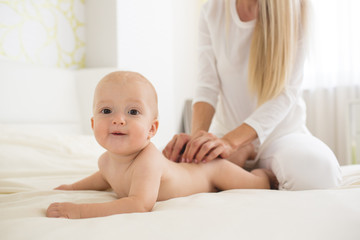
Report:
1,127,360,240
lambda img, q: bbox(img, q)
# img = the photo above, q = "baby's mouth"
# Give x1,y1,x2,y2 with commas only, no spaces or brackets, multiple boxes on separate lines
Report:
111,132,126,136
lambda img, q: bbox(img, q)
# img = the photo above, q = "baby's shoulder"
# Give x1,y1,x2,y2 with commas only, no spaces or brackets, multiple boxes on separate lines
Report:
140,142,163,156
97,152,110,169
136,143,166,166
132,143,168,178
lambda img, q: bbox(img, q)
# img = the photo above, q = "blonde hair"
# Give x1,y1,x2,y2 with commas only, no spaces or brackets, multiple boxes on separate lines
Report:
247,0,308,106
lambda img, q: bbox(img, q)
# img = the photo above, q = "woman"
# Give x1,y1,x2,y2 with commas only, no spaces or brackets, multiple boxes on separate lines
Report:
163,0,341,190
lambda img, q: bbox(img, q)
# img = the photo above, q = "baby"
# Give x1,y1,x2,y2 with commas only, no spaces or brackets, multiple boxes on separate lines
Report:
46,71,276,219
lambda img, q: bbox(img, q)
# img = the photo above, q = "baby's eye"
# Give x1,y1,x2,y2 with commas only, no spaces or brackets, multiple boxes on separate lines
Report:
128,109,140,115
101,108,112,114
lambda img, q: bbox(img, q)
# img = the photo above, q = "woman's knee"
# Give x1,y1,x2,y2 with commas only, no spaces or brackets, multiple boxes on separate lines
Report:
261,134,342,190
274,153,341,190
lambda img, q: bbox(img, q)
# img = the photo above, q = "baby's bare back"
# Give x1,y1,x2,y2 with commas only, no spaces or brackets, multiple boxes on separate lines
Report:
157,157,217,201
100,144,219,201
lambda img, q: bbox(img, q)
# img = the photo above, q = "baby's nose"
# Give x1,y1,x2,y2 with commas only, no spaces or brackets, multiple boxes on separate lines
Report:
112,115,125,125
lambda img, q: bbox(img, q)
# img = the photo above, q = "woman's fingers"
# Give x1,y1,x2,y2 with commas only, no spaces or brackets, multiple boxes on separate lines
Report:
164,131,234,164
169,136,185,162
163,133,190,162
162,136,176,159
195,140,223,163
183,131,216,162
192,137,233,163
183,137,208,162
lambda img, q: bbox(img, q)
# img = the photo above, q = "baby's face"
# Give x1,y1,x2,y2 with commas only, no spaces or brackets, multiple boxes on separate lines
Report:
91,74,158,155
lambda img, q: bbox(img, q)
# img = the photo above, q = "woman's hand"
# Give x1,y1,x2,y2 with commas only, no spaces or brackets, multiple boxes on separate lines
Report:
162,133,191,162
163,131,238,163
182,131,236,163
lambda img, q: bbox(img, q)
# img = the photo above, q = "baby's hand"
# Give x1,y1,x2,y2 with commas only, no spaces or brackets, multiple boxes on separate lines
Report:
54,184,74,190
46,202,81,219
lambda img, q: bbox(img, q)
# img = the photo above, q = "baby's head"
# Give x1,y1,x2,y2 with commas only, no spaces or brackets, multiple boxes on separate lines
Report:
93,71,158,118
91,71,159,155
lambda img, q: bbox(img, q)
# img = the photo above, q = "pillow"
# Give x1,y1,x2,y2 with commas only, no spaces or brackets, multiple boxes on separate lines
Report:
0,125,102,178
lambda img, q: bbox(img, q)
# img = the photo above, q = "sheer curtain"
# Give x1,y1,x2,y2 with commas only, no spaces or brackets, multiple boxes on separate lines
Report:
302,0,360,164
304,0,360,88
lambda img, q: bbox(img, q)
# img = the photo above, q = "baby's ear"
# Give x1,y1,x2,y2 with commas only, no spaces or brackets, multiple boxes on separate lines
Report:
148,119,159,139
91,117,94,130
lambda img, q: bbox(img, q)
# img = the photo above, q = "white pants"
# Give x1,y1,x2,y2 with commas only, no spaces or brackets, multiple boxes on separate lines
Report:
255,133,342,190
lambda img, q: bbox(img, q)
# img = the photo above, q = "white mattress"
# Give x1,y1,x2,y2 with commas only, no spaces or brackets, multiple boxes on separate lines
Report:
1,126,360,240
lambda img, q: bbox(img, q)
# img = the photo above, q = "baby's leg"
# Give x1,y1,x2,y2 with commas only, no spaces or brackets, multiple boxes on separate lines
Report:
251,169,279,190
208,159,277,190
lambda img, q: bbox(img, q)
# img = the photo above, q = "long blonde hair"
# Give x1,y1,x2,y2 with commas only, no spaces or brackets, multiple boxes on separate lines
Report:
248,0,309,106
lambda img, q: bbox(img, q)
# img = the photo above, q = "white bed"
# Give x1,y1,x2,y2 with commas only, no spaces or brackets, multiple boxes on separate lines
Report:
1,60,360,240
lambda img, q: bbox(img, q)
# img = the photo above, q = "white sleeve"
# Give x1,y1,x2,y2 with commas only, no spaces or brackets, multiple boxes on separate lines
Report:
193,6,220,109
244,41,306,144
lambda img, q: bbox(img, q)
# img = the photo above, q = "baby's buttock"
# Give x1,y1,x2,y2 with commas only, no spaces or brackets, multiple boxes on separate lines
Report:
158,161,216,201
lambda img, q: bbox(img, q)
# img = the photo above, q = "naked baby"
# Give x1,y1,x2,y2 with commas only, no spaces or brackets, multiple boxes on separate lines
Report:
46,71,276,219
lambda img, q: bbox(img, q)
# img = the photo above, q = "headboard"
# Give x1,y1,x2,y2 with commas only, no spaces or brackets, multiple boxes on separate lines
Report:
0,59,115,134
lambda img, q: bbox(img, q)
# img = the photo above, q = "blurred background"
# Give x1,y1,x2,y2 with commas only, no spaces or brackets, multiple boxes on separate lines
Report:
0,0,359,165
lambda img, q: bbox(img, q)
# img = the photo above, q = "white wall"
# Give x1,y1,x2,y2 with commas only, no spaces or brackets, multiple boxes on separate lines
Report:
84,0,202,147
85,0,118,67
172,0,202,131
116,0,175,148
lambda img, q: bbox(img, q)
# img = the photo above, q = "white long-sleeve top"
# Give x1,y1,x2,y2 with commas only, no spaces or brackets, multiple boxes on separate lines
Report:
193,0,309,147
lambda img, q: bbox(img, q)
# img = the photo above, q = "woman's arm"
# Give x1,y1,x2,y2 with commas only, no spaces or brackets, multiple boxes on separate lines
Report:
221,123,257,152
243,40,307,145
191,101,215,135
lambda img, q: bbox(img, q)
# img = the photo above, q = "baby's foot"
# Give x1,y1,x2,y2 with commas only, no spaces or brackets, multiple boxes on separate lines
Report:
263,169,279,190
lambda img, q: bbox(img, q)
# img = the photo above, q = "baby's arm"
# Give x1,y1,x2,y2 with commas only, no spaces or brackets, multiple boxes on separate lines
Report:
46,196,156,219
47,145,163,219
47,171,111,218
47,168,161,218
55,153,111,191
55,171,111,191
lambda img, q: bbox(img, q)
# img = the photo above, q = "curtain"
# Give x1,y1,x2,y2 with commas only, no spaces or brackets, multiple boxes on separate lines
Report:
303,0,360,89
303,86,360,165
302,0,360,165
